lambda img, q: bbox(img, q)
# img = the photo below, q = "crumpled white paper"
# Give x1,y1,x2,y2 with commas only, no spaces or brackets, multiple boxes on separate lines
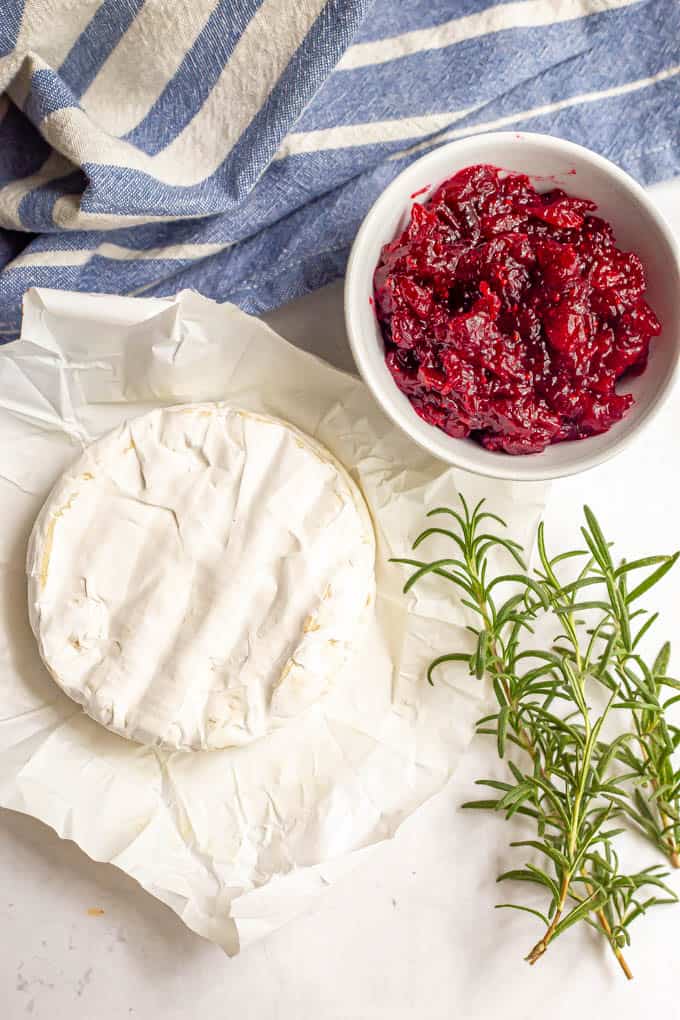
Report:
0,288,547,953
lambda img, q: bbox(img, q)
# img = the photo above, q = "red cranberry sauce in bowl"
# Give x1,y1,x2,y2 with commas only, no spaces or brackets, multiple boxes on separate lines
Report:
373,164,661,455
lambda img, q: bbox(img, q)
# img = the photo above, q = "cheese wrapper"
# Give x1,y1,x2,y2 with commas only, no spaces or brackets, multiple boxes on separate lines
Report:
0,288,547,953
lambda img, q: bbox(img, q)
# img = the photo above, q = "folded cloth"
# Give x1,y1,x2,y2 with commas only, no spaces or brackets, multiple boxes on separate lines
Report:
0,0,677,340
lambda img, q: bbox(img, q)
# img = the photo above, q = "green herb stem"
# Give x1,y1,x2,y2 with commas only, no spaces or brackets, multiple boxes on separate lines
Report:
394,496,680,979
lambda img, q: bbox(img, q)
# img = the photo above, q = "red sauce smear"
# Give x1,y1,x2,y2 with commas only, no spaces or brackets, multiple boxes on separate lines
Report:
374,164,660,454
410,185,431,199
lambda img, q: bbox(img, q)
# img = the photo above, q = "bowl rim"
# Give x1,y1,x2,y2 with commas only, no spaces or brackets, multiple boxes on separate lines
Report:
344,130,680,482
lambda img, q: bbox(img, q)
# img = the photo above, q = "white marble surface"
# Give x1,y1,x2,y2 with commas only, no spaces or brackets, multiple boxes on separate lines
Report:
2,181,680,1019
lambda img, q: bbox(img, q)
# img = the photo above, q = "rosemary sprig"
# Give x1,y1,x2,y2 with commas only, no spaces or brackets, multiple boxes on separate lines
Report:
534,506,680,867
569,510,680,867
614,639,680,868
393,496,679,978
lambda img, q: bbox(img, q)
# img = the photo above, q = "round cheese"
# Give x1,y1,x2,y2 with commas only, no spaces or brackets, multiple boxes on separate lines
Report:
27,405,375,751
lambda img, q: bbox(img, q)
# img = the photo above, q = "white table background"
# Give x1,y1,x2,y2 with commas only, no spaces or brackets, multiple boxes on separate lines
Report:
2,182,679,1020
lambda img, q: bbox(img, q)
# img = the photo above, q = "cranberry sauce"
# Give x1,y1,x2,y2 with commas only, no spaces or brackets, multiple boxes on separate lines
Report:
374,164,660,455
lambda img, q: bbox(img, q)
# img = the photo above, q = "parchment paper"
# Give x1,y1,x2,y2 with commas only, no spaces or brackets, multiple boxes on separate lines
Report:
0,288,547,953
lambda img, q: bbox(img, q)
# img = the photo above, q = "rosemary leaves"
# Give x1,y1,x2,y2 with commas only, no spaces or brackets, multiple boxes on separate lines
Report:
394,496,680,979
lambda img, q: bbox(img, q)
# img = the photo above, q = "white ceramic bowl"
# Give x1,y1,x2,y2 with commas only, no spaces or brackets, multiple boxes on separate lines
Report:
345,131,680,481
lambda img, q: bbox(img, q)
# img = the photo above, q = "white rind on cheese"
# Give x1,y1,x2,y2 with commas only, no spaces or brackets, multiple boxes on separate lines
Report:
26,404,376,751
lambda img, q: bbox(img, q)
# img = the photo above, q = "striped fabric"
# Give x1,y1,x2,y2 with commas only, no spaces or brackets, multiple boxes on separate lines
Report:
0,0,677,341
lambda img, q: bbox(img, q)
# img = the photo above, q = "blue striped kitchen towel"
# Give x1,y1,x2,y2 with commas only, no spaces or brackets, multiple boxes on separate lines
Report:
0,0,677,341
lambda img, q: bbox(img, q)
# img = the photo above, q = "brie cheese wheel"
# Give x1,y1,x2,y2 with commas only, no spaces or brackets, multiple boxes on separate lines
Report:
27,405,375,751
